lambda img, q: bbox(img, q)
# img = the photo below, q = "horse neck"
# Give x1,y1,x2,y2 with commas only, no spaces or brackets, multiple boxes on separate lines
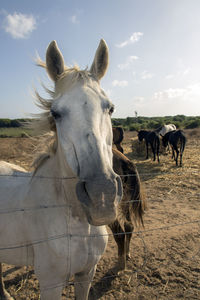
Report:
142,131,149,138
33,145,89,223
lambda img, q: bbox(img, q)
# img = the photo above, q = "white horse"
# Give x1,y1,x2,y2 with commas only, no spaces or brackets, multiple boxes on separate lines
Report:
158,124,176,136
0,39,122,300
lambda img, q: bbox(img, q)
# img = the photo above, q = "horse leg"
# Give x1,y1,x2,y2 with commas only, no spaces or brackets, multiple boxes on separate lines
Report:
39,284,64,300
34,251,68,300
108,221,126,271
171,147,175,160
175,149,179,166
167,143,170,153
150,143,156,161
124,222,134,260
0,264,14,300
157,143,160,163
180,152,183,166
179,141,184,166
173,144,179,166
74,266,96,300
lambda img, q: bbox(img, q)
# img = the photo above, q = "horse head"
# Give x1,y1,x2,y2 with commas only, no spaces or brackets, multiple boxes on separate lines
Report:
43,40,123,226
137,130,146,142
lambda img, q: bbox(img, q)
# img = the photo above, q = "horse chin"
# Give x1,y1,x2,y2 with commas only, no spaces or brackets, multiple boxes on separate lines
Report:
76,180,119,226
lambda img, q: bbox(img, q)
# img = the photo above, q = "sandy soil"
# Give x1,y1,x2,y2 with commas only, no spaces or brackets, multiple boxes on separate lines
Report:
0,129,199,299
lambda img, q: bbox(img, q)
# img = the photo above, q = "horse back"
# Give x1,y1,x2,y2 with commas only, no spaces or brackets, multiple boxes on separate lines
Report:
147,131,160,143
169,130,186,146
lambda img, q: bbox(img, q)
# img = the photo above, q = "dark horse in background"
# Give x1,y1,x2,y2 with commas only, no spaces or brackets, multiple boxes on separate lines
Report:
109,148,146,271
137,130,160,163
162,130,186,166
113,127,124,153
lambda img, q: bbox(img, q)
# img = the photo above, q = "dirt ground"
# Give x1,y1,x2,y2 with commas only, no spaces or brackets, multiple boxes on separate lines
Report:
0,129,199,299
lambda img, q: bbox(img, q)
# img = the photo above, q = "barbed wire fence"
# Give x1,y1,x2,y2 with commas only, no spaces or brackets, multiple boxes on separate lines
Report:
0,170,199,299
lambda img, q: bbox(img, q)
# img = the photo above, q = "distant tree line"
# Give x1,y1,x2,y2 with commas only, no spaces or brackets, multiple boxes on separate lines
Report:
112,115,200,131
0,115,200,131
0,119,28,128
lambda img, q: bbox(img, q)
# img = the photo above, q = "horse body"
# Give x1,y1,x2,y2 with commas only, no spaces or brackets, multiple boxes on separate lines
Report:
137,130,160,162
158,124,176,136
109,149,146,271
0,39,122,300
0,160,107,298
162,130,186,166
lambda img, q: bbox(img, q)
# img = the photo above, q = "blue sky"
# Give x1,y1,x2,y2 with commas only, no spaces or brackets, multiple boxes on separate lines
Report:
1,0,200,119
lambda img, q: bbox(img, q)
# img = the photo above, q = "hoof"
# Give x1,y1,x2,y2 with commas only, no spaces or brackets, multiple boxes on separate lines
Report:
123,268,133,275
117,268,133,277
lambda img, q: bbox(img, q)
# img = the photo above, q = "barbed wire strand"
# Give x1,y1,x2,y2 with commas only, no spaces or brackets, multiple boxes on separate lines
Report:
0,219,199,251
0,169,199,180
1,194,199,215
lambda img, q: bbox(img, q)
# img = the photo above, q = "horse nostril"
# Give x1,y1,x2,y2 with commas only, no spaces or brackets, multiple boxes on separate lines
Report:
83,181,89,197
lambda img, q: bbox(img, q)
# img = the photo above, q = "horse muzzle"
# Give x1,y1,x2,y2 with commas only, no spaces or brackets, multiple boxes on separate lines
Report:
76,175,123,226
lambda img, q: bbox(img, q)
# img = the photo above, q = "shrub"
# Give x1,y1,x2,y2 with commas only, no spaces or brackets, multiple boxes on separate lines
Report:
129,124,140,131
185,119,200,129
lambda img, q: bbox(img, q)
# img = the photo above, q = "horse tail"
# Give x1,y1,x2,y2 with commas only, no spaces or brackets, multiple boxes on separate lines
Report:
156,134,160,150
180,133,186,153
154,133,160,154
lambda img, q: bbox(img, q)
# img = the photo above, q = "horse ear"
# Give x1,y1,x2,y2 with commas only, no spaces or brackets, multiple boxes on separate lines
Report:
90,39,109,80
46,41,65,82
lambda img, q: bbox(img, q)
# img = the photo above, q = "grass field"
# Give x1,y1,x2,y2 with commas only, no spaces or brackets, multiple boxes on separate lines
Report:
0,127,33,137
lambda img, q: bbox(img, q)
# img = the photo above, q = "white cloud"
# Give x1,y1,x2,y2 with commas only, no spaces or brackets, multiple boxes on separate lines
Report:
154,88,186,100
118,55,139,70
116,32,143,48
141,70,154,80
3,12,36,39
165,74,175,80
132,82,200,116
69,15,79,24
112,80,128,87
154,83,200,102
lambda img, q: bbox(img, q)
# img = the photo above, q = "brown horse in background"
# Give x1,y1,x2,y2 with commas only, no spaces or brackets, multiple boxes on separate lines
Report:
113,127,124,153
110,148,146,271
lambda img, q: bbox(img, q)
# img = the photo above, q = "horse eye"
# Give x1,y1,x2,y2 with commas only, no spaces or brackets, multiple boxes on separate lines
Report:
51,109,61,120
109,106,114,115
